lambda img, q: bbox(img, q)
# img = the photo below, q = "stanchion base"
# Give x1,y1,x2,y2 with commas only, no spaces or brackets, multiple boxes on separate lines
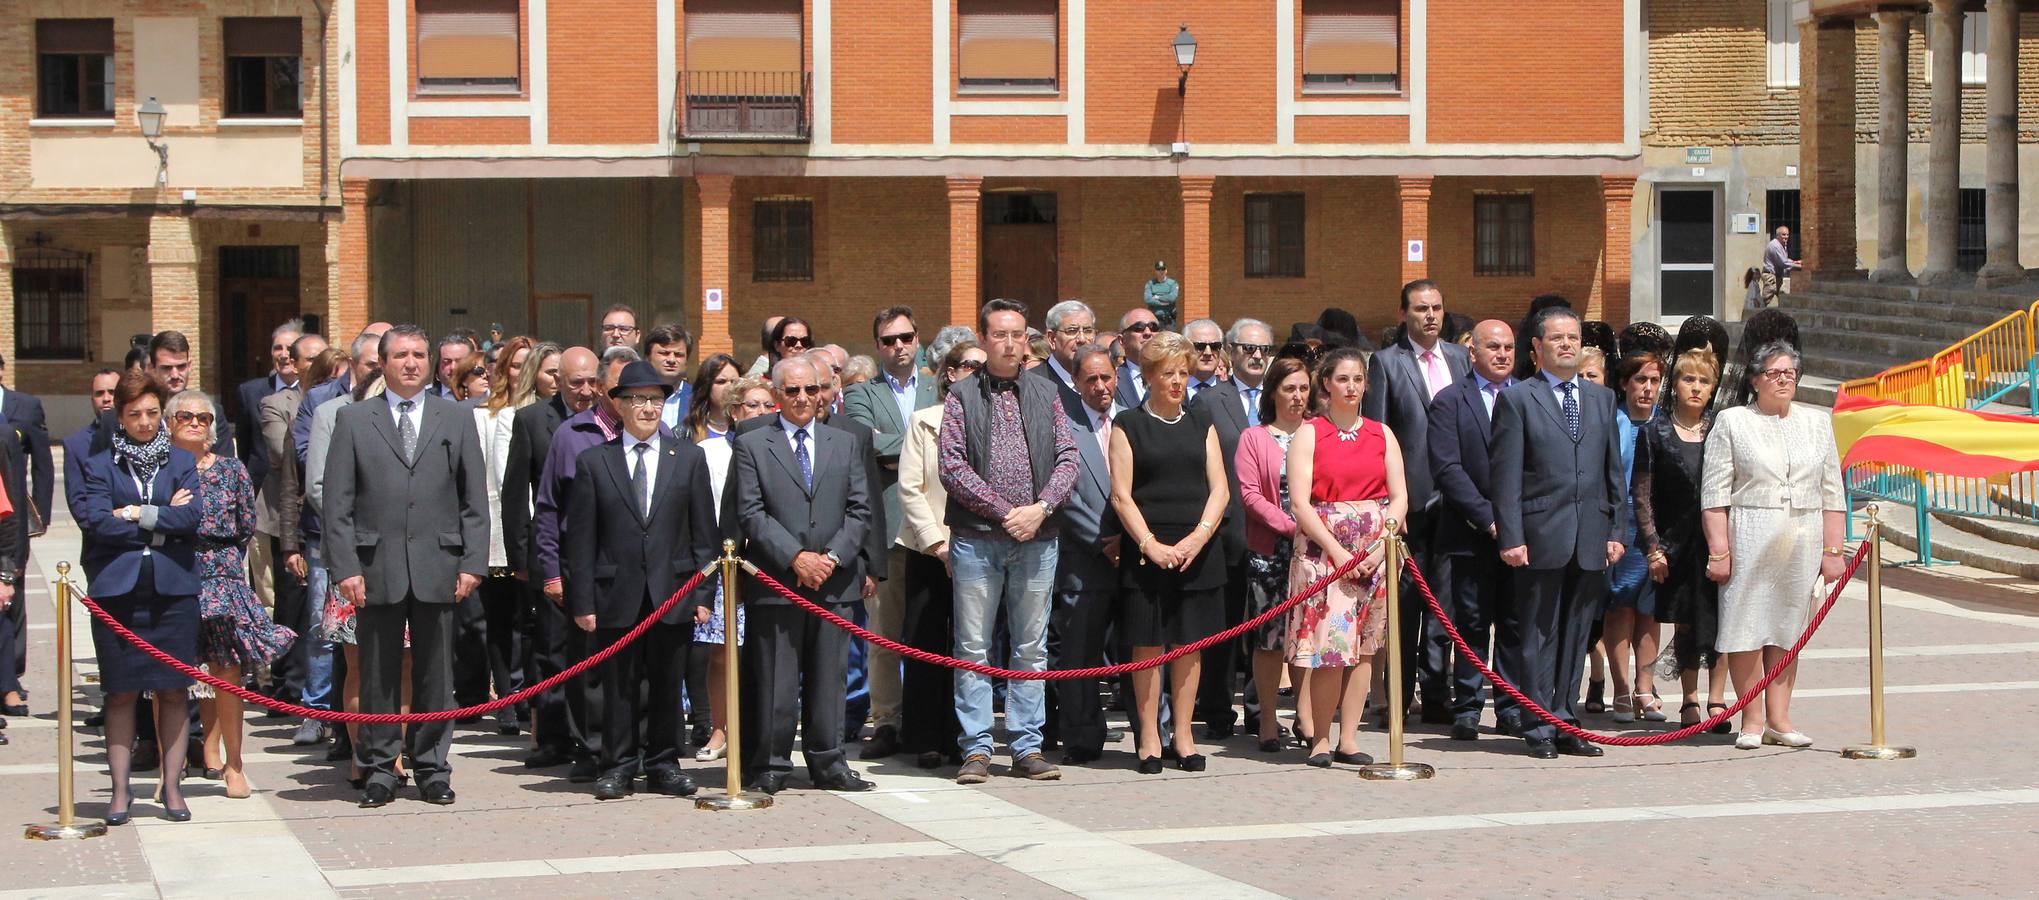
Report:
695,792,773,811
1841,744,1917,760
1357,763,1436,781
25,822,109,841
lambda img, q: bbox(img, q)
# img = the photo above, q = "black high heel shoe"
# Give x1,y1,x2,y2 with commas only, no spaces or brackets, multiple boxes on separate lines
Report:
1584,679,1608,714
1258,738,1282,753
106,775,133,827
1707,703,1732,735
1136,755,1164,775
1177,754,1206,772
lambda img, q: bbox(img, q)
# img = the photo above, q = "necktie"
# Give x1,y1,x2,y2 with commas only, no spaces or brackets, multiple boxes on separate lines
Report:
631,443,651,517
1483,382,1500,420
1559,381,1580,440
794,428,813,491
1421,351,1448,400
1243,387,1260,416
397,400,417,464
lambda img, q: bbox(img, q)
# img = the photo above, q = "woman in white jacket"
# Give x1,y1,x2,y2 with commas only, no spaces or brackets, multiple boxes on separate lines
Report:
472,338,555,736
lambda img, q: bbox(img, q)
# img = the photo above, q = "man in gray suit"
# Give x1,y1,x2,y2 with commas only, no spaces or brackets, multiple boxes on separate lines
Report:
842,304,937,760
1364,279,1472,723
731,355,876,796
1049,346,1123,764
326,324,490,806
1489,305,1626,760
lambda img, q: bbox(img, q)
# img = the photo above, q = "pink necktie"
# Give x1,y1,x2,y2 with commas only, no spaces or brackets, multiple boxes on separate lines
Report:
1421,351,1449,400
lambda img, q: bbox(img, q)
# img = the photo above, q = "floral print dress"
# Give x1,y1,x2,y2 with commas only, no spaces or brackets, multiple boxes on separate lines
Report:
195,457,296,670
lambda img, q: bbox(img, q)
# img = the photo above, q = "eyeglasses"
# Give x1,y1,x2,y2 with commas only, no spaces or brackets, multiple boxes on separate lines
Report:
615,394,665,408
739,399,775,411
1191,341,1223,354
1231,343,1274,357
1757,367,1800,383
985,331,1029,343
600,323,639,334
1123,322,1160,334
950,359,984,372
780,384,825,396
173,410,216,426
1055,326,1098,338
878,332,917,347
780,335,813,349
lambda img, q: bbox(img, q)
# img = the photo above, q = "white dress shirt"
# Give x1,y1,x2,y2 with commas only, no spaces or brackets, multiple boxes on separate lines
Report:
622,429,659,501
1414,340,1452,400
385,388,426,434
1474,373,1510,419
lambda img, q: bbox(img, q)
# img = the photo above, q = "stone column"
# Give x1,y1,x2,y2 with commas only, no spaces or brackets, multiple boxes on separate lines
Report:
1397,175,1432,286
334,178,373,342
1799,17,1858,281
1870,9,1915,284
1977,0,2025,288
1179,175,1215,324
945,176,982,328
695,174,735,357
1920,0,1965,285
1599,175,1636,324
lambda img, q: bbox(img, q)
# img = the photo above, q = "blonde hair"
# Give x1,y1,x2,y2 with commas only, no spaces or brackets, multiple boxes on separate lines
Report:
1673,347,1719,385
1578,346,1607,382
1141,330,1195,376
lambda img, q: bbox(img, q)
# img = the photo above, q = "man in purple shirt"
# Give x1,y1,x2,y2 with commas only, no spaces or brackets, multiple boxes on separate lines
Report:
937,299,1080,785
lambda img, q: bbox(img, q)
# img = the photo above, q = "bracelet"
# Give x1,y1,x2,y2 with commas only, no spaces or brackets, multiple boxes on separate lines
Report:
1195,520,1214,532
1822,546,1845,557
1706,552,1730,562
1139,534,1155,550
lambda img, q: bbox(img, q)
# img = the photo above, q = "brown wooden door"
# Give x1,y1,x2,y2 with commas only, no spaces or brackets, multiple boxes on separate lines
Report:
981,192,1058,326
218,246,302,414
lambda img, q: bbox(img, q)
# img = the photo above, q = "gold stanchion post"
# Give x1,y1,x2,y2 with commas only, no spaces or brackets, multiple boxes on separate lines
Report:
27,563,108,840
1359,526,1434,782
698,541,771,810
1844,505,1917,761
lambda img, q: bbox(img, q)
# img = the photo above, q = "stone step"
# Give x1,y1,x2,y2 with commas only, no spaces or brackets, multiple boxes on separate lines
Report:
1933,508,2039,552
1767,308,1985,343
1804,278,2039,312
1793,327,1951,363
1877,501,2039,579
1775,291,2019,328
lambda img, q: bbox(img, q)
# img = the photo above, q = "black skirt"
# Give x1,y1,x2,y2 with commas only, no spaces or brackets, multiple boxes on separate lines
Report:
88,558,200,694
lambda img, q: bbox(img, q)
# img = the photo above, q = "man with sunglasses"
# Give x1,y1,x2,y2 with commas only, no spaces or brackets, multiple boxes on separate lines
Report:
1181,318,1253,739
1114,308,1162,410
1033,300,1096,410
843,305,938,761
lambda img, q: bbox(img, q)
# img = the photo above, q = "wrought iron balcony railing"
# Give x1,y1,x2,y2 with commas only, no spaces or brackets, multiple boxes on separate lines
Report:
678,70,810,141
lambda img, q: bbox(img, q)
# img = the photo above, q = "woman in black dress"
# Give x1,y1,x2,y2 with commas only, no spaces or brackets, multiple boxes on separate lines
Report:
1633,347,1727,732
1109,332,1230,774
77,370,203,823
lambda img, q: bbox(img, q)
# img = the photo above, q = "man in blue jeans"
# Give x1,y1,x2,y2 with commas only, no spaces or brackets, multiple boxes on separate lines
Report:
937,299,1080,785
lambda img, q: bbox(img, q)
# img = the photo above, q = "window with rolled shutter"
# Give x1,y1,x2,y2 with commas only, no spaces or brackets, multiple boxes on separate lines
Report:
35,19,114,117
1301,0,1398,92
224,18,303,117
686,0,803,74
957,0,1057,89
416,0,520,91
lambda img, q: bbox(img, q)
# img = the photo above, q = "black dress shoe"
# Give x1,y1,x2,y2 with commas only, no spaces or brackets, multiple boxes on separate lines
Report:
1061,746,1101,765
1136,755,1164,775
1201,722,1236,740
1450,721,1481,741
751,772,787,795
814,771,875,793
495,709,521,737
524,746,573,769
650,769,698,797
1258,738,1282,753
593,774,635,800
85,712,106,728
1556,737,1605,758
1332,750,1373,765
1496,715,1525,738
359,783,395,808
2,703,28,717
1177,754,1206,772
1525,739,1558,760
860,725,901,760
567,757,600,783
327,739,354,763
419,782,457,805
1419,707,1455,726
915,751,945,769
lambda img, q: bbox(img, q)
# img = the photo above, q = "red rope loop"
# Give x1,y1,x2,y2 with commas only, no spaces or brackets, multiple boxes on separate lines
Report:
1403,541,1871,746
72,566,717,725
747,546,1372,680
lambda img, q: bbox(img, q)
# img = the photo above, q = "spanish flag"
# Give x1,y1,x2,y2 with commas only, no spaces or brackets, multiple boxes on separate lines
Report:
1832,394,2039,477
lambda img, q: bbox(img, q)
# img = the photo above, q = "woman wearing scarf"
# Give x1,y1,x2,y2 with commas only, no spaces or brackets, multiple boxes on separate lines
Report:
78,370,202,824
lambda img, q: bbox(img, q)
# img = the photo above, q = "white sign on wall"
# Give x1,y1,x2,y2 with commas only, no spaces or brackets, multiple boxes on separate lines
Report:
1406,240,1424,263
705,288,724,312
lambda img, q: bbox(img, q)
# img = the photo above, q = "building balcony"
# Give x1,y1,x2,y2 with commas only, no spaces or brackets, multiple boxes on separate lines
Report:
678,70,810,142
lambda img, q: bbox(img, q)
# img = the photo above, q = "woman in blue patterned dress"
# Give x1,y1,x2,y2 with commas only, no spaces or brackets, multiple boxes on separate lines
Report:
169,390,295,800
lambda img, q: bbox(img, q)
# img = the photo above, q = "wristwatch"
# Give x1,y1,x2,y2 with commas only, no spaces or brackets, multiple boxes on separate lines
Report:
0,571,15,586
824,550,842,566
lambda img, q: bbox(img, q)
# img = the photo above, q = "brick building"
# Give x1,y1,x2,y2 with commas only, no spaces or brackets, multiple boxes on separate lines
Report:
2,1,339,431
1636,0,2039,321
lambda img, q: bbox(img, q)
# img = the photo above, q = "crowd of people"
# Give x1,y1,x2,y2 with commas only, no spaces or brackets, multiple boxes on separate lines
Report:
0,284,1850,819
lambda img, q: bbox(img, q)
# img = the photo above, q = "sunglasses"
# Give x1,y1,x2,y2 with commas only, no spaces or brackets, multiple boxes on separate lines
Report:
173,410,216,427
1191,341,1223,354
780,335,813,349
878,332,917,347
950,359,985,372
780,384,824,396
1231,343,1274,357
1123,323,1160,334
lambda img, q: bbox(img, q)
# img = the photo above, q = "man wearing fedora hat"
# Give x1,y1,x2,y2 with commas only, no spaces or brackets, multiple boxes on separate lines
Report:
563,360,720,800
1143,261,1180,332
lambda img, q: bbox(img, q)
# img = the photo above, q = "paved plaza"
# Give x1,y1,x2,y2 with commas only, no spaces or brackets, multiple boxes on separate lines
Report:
4,509,2036,899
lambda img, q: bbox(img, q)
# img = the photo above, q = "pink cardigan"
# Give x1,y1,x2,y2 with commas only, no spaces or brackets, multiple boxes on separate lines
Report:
1235,425,1298,556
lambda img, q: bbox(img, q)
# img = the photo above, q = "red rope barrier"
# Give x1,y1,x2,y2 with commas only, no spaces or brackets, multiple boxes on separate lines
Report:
747,548,1370,680
72,567,716,725
1403,541,1871,746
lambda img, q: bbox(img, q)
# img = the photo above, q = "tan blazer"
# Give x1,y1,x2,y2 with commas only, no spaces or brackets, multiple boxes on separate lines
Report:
1700,403,1844,513
895,405,950,555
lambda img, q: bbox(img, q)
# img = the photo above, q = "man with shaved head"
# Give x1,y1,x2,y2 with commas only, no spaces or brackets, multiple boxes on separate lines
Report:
505,346,601,771
1426,319,1521,742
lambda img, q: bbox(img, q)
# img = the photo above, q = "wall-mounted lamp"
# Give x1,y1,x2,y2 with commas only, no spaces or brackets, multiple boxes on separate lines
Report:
136,96,169,186
1173,26,1198,98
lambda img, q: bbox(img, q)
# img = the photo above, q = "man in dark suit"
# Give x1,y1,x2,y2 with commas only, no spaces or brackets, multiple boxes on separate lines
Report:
503,346,599,770
731,355,876,795
842,305,938,760
564,361,719,800
235,318,305,500
325,324,490,806
1113,307,1161,410
1426,320,1522,741
259,333,331,745
1050,346,1123,764
1182,318,1251,738
1,352,55,709
295,324,392,466
1032,300,1095,411
1490,306,1626,760
1364,280,1472,723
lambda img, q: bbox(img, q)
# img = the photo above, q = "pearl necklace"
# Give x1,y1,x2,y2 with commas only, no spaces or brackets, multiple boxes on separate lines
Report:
1146,402,1186,425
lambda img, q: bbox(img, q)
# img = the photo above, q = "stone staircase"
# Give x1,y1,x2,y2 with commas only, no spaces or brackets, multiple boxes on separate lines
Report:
1733,278,2039,580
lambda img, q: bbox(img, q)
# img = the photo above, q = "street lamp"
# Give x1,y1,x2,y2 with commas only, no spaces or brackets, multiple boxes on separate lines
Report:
136,96,169,185
1173,25,1197,97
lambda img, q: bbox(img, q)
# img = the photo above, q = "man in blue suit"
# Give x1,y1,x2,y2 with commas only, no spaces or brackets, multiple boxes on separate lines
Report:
1425,320,1520,742
1489,306,1627,760
1,351,56,711
1047,346,1123,764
